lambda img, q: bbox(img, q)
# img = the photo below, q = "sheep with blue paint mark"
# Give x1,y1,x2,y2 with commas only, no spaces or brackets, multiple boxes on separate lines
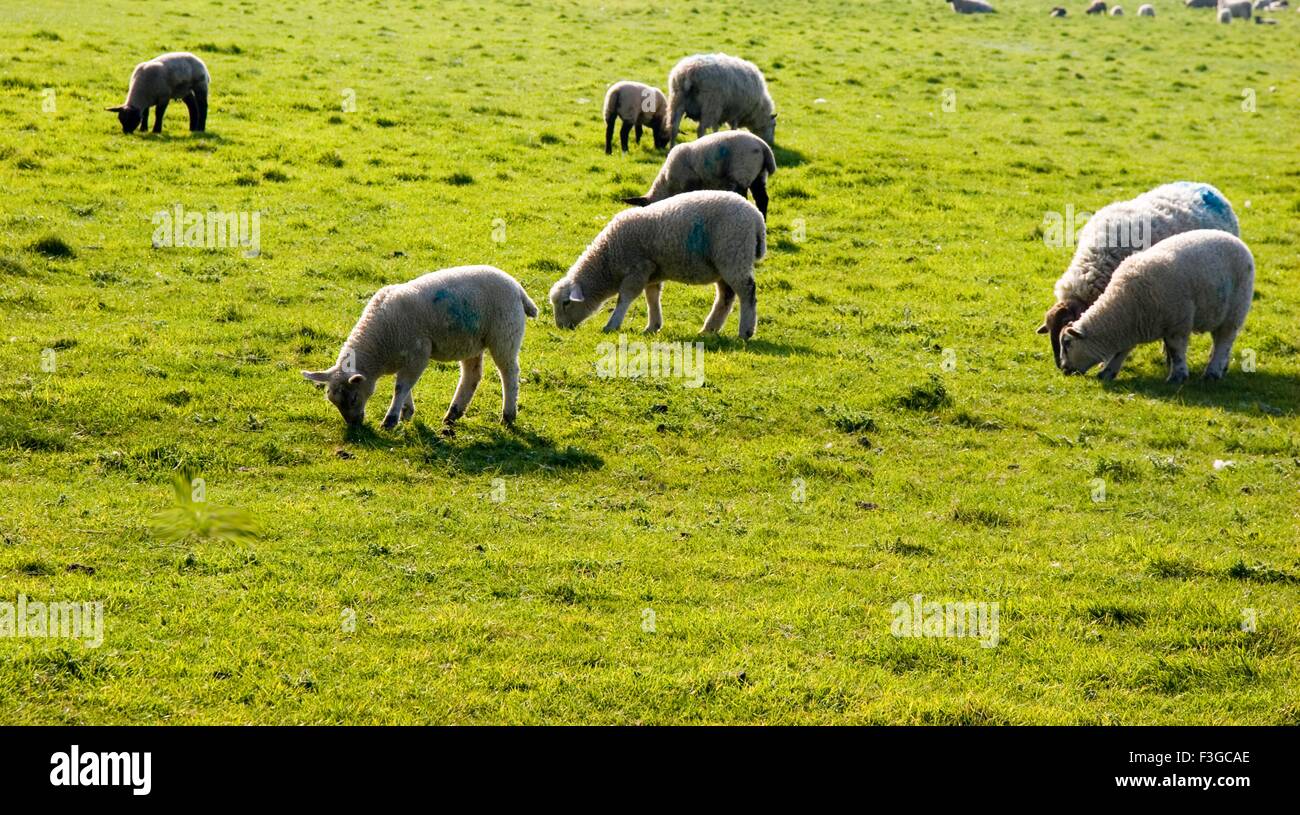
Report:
1059,231,1254,383
303,266,538,428
1038,182,1240,367
623,130,777,218
549,191,767,338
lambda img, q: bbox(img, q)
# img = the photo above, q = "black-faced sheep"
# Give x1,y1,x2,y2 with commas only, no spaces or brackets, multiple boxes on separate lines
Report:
1059,231,1254,383
623,130,776,219
603,81,669,155
107,52,209,134
666,54,776,147
549,191,766,338
303,266,538,428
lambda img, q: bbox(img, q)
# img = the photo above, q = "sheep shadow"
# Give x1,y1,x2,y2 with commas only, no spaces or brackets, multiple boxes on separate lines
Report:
698,334,814,357
346,420,603,474
772,144,808,169
1102,370,1298,416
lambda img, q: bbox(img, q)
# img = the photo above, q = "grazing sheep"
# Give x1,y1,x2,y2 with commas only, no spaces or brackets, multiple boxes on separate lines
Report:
549,191,766,338
1110,5,1124,14
106,52,209,134
1222,0,1252,16
1219,6,1234,18
1051,6,1068,15
1038,181,1240,368
1086,1,1108,13
302,266,538,428
1138,4,1156,14
623,130,777,219
666,53,776,147
603,81,669,155
1059,231,1254,383
949,0,996,12
1186,0,1217,7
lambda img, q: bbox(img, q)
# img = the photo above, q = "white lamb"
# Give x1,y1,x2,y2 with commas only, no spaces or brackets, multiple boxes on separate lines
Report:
549,191,767,338
949,0,996,12
107,52,209,134
1111,5,1125,14
1138,4,1156,15
1219,7,1233,20
302,266,538,428
1038,181,1240,367
623,130,777,218
666,54,777,147
1059,231,1254,383
1221,0,1252,17
603,81,669,155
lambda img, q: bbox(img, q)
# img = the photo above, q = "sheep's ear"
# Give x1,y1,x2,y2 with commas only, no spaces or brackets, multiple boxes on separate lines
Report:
1063,324,1085,339
1035,322,1049,334
347,373,367,386
623,196,651,207
106,105,126,112
568,283,584,303
301,370,330,386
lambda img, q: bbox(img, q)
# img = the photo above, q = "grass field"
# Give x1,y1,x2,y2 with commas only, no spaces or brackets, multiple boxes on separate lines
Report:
1,0,1297,724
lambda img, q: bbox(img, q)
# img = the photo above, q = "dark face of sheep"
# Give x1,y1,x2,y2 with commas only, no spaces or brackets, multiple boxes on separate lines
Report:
107,105,142,134
1058,325,1103,376
1038,299,1084,369
302,369,375,426
758,114,777,146
652,123,671,150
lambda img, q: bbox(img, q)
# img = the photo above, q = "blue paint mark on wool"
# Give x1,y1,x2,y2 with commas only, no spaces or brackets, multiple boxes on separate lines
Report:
686,219,711,256
433,289,480,333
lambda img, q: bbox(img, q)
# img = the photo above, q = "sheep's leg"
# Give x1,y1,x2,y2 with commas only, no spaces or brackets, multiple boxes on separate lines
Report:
401,390,415,421
1097,348,1132,381
444,354,483,424
635,122,643,144
194,84,208,131
489,345,521,425
139,107,149,132
604,115,616,155
152,99,168,134
701,281,736,334
619,121,632,153
751,176,769,219
183,93,198,131
734,275,758,339
644,282,663,334
603,276,647,332
1204,325,1240,380
1163,335,1190,384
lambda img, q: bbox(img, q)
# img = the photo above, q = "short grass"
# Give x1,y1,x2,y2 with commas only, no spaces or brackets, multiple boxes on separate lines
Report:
1,0,1297,724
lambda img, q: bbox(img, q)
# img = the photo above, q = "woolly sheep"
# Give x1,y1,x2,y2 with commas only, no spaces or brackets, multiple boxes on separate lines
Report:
623,130,777,219
1059,231,1254,382
666,54,777,147
1222,0,1252,17
302,266,538,428
1138,4,1156,14
107,52,209,134
1050,7,1068,16
549,191,767,338
1038,181,1240,367
603,81,669,155
1219,6,1233,19
1186,0,1217,7
1086,1,1108,13
949,0,996,12
1110,5,1124,14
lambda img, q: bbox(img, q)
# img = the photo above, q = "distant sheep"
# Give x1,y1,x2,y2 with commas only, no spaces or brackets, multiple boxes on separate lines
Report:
603,81,669,155
623,130,776,218
1050,6,1068,15
1222,0,1252,16
1110,5,1124,14
1038,182,1240,368
666,53,776,147
107,52,209,134
1059,231,1254,382
549,191,766,338
1086,1,1108,13
949,0,996,12
1219,6,1233,18
1186,0,1217,7
1138,4,1156,14
303,266,537,428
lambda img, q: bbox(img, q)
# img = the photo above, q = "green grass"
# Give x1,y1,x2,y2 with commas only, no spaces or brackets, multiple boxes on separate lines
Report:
0,0,1297,724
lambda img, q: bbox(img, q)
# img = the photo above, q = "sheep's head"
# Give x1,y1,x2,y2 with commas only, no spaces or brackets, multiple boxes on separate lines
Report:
302,368,376,427
757,114,777,146
1037,299,1084,369
549,278,600,329
1058,324,1104,376
106,104,142,134
651,117,671,150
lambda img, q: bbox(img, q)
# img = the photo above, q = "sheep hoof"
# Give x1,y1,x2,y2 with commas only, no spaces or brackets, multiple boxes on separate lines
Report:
1166,372,1189,385
1098,370,1116,381
1202,370,1224,382
502,413,517,426
381,416,399,430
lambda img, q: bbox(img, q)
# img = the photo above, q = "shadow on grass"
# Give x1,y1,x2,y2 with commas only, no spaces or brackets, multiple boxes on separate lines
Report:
345,419,603,474
1101,370,1298,416
773,143,808,169
698,334,814,357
